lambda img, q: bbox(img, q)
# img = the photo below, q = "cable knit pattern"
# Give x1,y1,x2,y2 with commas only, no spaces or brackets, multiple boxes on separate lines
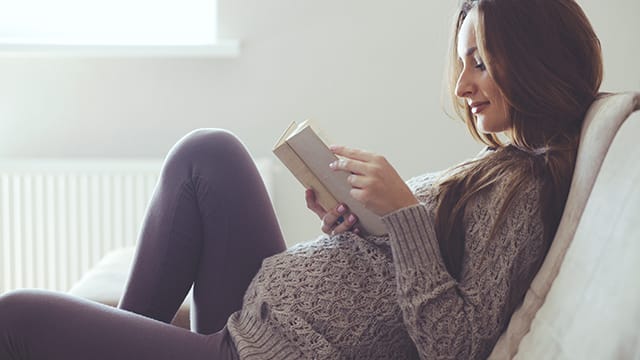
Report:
226,164,546,359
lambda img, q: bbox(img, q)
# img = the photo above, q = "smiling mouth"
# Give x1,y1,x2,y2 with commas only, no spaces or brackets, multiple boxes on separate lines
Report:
471,102,490,114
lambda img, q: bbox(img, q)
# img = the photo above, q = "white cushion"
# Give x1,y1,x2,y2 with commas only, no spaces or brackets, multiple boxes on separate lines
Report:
69,246,192,329
515,107,640,358
489,92,640,359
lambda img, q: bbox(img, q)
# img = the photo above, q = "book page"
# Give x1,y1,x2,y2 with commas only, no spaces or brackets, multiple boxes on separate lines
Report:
273,121,299,148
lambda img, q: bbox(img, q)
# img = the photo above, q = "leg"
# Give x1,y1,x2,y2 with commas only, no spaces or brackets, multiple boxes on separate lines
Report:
118,129,286,334
0,289,235,360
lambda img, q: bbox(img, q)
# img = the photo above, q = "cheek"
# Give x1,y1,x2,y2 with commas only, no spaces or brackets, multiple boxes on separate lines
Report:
489,88,511,127
495,97,511,126
477,80,511,133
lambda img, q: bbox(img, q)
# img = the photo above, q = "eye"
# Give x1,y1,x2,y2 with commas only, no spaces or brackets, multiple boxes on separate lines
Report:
472,55,486,71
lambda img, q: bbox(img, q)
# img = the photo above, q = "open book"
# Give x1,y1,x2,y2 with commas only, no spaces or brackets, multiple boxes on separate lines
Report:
273,120,387,236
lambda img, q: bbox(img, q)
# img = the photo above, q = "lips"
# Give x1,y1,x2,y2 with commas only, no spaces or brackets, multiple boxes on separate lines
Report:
470,102,490,114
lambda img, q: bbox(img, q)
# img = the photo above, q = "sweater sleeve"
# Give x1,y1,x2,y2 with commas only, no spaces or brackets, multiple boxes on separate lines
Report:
381,180,546,359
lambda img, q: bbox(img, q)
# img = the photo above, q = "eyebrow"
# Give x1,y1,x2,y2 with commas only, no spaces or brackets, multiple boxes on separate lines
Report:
464,46,478,57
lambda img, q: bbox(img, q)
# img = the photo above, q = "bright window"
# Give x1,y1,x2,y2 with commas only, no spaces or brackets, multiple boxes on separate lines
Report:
0,0,238,57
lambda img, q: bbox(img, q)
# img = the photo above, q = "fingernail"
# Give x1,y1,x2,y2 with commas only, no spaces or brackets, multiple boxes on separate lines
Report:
348,214,356,223
329,161,337,169
337,204,345,213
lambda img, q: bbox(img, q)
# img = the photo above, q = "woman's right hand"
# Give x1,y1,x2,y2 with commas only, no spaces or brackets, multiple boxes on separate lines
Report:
305,189,359,235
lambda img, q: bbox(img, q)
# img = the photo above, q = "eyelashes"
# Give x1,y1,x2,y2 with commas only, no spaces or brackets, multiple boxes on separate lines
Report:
474,62,486,71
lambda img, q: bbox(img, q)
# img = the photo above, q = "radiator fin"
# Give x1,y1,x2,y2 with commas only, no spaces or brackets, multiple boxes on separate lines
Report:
0,159,162,293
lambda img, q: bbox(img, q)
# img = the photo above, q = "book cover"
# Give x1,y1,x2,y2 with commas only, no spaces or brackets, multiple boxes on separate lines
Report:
273,120,387,236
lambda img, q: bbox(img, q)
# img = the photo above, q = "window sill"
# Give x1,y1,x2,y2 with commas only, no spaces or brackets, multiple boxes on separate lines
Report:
0,40,240,58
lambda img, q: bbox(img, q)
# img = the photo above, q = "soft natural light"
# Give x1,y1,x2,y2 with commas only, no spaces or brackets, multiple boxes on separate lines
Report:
0,0,217,46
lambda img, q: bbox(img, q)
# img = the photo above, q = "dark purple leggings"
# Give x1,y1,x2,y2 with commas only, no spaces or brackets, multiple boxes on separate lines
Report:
0,129,287,359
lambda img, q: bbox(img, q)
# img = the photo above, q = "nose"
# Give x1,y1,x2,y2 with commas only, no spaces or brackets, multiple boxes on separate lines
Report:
455,68,474,99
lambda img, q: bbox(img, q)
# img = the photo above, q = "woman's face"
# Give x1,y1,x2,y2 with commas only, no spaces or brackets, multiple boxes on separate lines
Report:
455,10,511,134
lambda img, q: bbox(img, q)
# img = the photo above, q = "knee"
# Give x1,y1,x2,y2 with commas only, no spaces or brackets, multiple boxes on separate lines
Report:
167,128,248,166
177,128,245,156
0,290,33,323
0,289,45,331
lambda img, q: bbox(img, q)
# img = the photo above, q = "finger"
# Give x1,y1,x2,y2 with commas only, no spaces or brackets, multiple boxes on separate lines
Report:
305,189,326,218
329,157,369,175
321,214,338,235
331,212,359,235
329,145,375,162
321,204,348,234
346,173,370,188
323,203,347,225
349,188,367,205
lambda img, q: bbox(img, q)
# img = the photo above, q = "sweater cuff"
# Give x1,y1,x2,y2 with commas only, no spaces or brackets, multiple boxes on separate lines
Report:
382,204,449,274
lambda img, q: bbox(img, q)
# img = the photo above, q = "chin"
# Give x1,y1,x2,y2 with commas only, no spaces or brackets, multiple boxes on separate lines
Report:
476,116,509,134
476,119,498,134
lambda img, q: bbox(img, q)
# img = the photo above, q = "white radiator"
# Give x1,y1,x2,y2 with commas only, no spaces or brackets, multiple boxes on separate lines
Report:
0,158,274,294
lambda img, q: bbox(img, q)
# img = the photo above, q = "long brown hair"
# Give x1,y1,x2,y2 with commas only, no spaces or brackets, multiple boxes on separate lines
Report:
438,0,603,279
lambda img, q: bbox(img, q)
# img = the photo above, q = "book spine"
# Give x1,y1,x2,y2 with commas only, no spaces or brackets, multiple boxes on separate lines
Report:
274,142,339,212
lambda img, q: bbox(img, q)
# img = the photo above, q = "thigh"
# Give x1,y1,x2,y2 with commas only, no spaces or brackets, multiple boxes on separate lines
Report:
185,130,287,333
0,290,235,360
119,129,286,334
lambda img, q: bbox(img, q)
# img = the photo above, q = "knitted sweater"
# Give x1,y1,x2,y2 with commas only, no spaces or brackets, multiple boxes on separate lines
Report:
227,164,547,359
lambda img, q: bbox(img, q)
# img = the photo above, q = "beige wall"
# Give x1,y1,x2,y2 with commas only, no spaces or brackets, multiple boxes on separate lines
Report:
0,0,637,246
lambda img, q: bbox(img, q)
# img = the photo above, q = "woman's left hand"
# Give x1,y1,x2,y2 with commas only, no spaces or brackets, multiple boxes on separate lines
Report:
329,145,419,216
